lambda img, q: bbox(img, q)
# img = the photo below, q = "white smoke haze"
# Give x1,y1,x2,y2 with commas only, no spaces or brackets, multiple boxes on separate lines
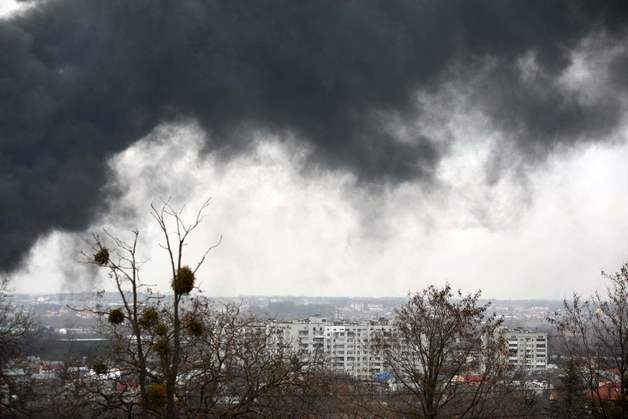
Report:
13,111,628,298
0,0,30,19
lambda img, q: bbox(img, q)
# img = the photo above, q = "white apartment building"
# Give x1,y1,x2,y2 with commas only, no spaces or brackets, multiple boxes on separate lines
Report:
503,329,548,371
272,316,392,381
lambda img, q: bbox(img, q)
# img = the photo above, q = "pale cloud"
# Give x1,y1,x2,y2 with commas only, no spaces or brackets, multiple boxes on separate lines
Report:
0,0,33,19
13,119,628,299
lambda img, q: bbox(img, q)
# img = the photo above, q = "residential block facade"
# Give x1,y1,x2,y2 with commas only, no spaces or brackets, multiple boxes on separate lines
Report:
272,316,392,380
504,328,548,371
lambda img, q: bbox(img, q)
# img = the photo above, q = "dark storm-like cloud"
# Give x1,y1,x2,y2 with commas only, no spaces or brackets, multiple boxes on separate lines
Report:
2,0,628,272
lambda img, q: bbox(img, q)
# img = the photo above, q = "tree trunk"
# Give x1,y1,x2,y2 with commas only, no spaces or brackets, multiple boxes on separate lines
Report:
166,295,181,418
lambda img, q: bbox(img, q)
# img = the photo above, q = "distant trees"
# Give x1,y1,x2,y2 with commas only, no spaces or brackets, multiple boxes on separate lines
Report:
546,358,588,419
549,264,628,419
379,285,506,419
0,276,35,416
0,277,33,370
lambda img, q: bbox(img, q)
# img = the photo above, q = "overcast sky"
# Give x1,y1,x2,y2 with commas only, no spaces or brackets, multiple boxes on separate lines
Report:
3,1,628,298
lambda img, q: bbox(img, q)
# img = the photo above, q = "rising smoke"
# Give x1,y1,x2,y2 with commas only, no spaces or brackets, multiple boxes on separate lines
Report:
1,0,628,272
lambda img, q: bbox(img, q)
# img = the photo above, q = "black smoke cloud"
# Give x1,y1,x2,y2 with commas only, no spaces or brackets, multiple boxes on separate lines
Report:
2,0,628,272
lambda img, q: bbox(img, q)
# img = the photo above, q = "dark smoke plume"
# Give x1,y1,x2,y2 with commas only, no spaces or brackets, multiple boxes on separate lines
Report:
2,0,628,271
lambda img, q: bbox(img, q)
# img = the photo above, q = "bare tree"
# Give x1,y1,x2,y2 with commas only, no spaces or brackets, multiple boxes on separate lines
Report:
379,284,505,419
87,229,154,415
149,199,221,418
549,263,628,419
79,199,220,418
81,199,342,418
